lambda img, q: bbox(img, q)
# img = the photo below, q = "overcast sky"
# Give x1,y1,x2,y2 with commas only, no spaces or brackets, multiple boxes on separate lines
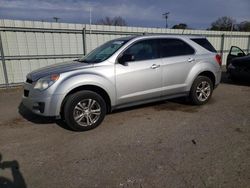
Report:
0,0,249,29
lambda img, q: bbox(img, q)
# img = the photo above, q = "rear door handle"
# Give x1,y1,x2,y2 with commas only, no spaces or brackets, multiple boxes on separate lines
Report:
151,64,160,69
187,58,195,62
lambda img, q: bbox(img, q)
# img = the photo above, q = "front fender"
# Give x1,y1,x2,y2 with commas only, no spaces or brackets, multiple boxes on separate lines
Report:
50,72,116,116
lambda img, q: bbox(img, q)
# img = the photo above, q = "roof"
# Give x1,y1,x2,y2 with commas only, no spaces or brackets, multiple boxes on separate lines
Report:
132,34,206,40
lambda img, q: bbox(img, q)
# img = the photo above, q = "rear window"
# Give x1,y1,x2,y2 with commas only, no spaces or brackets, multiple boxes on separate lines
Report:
191,38,217,53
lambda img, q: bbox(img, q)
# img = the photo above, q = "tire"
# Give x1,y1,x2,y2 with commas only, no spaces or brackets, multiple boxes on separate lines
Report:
189,76,213,105
64,91,107,131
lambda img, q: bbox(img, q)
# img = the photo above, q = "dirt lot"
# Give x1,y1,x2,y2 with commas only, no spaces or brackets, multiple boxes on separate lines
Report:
0,74,250,188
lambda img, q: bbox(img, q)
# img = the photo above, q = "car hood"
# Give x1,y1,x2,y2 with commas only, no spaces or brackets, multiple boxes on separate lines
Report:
27,60,94,81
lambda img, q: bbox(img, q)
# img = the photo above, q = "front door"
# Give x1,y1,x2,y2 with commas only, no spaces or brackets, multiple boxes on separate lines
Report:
115,39,162,105
227,46,246,68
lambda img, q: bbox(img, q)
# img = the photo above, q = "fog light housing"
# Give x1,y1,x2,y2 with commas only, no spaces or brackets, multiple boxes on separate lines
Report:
33,102,45,113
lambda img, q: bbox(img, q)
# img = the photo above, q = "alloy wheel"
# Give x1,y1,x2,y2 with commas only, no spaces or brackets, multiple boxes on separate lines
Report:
73,99,101,126
195,81,211,102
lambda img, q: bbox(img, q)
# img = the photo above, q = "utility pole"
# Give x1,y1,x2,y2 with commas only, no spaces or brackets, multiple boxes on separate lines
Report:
53,17,60,22
89,7,92,25
89,7,92,51
229,22,234,48
162,12,170,28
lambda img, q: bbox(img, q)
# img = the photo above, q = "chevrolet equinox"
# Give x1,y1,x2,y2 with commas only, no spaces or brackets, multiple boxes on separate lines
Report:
22,35,222,131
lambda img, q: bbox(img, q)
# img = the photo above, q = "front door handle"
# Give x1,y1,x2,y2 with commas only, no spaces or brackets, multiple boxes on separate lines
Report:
187,58,195,62
151,64,160,69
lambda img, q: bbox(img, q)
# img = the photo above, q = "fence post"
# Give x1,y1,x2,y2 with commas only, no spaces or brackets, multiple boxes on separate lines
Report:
82,28,87,55
0,32,9,88
248,35,250,54
220,34,225,59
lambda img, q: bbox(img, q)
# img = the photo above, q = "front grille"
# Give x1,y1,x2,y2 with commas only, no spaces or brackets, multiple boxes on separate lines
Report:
26,78,33,84
24,89,29,97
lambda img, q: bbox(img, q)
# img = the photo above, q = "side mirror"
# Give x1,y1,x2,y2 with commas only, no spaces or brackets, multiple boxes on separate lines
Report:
237,52,245,57
118,54,134,65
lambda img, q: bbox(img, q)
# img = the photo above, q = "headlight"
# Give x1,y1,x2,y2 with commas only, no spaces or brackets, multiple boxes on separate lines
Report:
34,74,60,91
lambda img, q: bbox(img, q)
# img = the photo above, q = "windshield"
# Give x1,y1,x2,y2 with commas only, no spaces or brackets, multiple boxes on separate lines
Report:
79,39,128,63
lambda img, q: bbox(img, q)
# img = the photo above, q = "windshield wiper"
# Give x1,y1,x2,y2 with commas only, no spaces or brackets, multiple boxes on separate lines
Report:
73,59,89,63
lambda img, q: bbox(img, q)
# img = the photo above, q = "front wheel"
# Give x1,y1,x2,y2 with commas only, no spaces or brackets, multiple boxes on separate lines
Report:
189,76,213,105
64,91,107,131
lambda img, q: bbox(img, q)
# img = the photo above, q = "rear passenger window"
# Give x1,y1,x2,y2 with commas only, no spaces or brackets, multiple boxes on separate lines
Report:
160,39,195,58
191,38,217,53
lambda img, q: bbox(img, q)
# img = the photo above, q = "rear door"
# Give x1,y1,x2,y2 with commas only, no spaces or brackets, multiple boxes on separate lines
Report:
160,38,196,96
227,46,246,67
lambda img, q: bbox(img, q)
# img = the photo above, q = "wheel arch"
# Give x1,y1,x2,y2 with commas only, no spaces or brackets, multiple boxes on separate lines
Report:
61,85,112,117
186,62,218,91
197,71,216,88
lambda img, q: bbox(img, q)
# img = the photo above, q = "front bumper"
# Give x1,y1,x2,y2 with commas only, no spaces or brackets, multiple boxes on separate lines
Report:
22,82,64,117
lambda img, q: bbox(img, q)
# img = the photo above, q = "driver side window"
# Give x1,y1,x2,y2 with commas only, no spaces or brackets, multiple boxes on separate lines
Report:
123,39,158,61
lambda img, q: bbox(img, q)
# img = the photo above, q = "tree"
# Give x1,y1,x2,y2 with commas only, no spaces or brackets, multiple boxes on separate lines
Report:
172,23,188,29
96,16,127,26
237,21,250,32
210,16,236,31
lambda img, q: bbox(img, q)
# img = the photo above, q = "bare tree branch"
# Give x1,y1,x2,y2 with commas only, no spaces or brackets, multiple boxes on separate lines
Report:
96,16,127,26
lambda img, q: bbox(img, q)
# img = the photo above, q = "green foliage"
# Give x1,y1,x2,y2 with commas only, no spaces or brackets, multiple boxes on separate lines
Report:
172,23,188,29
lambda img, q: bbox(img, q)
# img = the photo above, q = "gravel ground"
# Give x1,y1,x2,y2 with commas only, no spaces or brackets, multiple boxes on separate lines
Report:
0,73,250,188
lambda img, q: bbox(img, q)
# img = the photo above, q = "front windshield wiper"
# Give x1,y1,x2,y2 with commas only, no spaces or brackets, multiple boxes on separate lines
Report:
73,58,80,61
73,59,89,63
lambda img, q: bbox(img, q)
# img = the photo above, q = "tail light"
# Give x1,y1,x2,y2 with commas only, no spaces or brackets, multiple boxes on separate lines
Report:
215,54,222,66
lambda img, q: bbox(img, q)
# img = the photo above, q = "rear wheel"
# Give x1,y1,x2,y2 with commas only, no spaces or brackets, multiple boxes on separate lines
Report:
64,91,106,131
189,76,213,105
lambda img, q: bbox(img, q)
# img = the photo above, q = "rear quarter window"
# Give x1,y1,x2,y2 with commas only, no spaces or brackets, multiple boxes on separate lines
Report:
191,38,217,53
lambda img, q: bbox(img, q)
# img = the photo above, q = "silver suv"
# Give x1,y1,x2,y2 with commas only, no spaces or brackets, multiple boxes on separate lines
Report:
22,35,222,131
